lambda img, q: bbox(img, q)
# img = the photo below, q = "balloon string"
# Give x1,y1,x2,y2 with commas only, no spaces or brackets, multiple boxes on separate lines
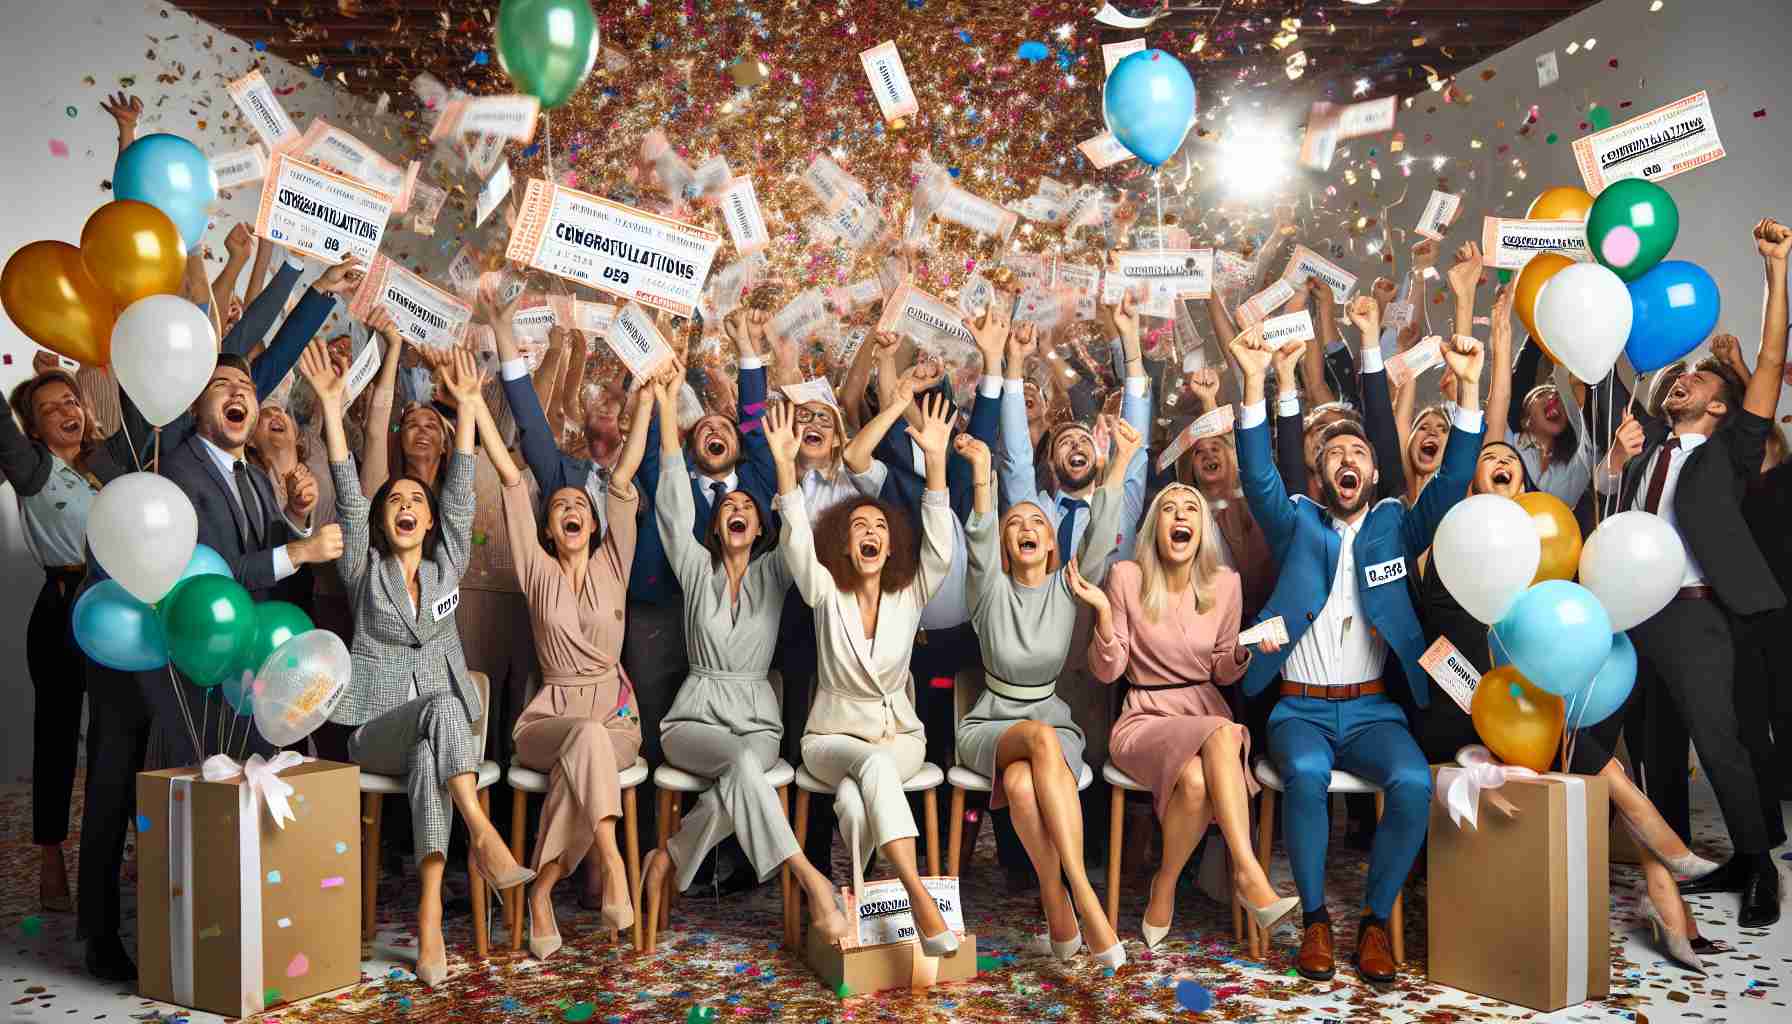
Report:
1154,173,1165,250
166,665,202,767
116,403,146,473
544,110,556,184
152,427,161,475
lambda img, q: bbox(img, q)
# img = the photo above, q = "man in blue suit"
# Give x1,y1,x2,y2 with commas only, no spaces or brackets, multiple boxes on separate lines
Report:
1231,325,1484,984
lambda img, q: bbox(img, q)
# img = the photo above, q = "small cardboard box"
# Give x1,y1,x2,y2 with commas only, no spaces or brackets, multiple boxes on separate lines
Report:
805,926,978,996
138,760,361,1017
1427,769,1610,1012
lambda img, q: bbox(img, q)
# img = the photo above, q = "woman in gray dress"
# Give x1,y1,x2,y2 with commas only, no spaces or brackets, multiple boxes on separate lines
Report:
299,341,534,987
639,372,848,945
952,416,1142,969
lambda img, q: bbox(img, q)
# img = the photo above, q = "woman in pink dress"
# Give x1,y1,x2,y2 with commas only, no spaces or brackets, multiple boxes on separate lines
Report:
1071,483,1299,949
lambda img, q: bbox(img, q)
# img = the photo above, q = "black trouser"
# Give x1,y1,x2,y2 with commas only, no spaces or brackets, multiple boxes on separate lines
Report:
775,591,837,876
78,659,151,942
31,570,86,846
1728,606,1789,848
622,598,689,862
1629,596,1778,855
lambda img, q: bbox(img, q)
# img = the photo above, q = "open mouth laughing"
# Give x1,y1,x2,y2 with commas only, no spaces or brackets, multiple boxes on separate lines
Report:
559,516,584,540
394,511,419,536
726,514,749,535
1418,437,1441,460
1336,467,1362,493
857,539,882,560
1169,524,1194,545
223,398,250,427
802,428,825,447
1491,466,1514,487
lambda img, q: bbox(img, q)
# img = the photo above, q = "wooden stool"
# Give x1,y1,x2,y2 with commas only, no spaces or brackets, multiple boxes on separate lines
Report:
788,762,944,950
1102,759,1246,949
504,756,648,950
643,757,795,951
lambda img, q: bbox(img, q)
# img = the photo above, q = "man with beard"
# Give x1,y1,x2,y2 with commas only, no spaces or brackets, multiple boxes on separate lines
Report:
1232,322,1483,985
1593,219,1790,929
501,304,775,878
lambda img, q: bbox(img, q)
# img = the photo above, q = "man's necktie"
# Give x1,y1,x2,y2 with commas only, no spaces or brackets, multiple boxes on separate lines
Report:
1642,437,1681,515
1056,496,1088,563
233,460,266,545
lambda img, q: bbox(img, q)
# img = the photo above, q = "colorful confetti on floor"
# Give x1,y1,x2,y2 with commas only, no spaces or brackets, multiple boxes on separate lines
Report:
3,777,1787,1022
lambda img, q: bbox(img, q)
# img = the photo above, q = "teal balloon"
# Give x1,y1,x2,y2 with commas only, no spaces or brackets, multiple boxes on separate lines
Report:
1625,260,1721,373
1492,581,1613,697
178,543,231,584
496,0,600,109
239,601,314,677
1566,633,1636,729
73,580,169,671
1102,49,1197,167
222,669,255,716
158,574,256,687
1585,179,1679,282
113,134,218,248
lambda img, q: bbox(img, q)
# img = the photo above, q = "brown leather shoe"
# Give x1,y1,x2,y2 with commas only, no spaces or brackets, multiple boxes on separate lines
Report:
1354,917,1397,984
1295,921,1335,980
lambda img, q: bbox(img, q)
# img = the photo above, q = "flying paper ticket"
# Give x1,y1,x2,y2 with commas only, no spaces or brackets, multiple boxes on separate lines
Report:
1101,38,1146,78
447,244,481,298
876,282,976,351
800,154,869,212
346,254,473,350
227,70,300,151
956,272,997,319
465,133,506,179
506,179,724,318
859,40,919,122
718,177,770,254
1480,216,1590,270
932,182,1020,239
1013,286,1074,333
1282,244,1358,304
1078,132,1136,170
1299,96,1397,169
1238,616,1289,648
1385,336,1444,391
811,196,888,252
343,336,382,406
476,162,512,228
512,302,558,343
1235,279,1296,327
1572,90,1725,195
1132,225,1191,251
210,144,268,189
700,253,765,322
1156,404,1236,472
1385,300,1415,332
1419,636,1480,715
1415,190,1462,241
1260,309,1316,348
782,377,841,411
405,179,448,236
1095,1,1166,29
771,288,832,347
1103,249,1214,306
604,301,676,380
832,277,884,313
254,153,392,265
691,156,733,201
429,94,540,143
1053,262,1101,321
292,119,410,202
571,300,617,338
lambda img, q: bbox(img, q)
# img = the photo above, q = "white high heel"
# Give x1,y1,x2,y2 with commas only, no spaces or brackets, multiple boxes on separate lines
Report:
1622,817,1721,880
1092,940,1127,969
1141,916,1171,951
1642,895,1706,976
1249,895,1302,933
919,929,960,957
1028,931,1083,960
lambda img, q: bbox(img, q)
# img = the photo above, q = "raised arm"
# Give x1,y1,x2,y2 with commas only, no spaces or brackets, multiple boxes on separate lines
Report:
610,370,657,494
1747,219,1790,421
997,321,1045,512
1230,325,1301,555
767,401,834,606
1403,336,1486,556
1074,557,1127,682
907,391,957,600
211,224,253,308
1079,417,1139,583
297,339,364,587
1482,284,1517,447
1288,279,1337,405
100,92,141,159
251,255,361,399
843,337,918,474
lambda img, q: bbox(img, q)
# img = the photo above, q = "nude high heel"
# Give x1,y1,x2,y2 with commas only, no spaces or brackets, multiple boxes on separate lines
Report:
1642,895,1706,975
1249,894,1302,933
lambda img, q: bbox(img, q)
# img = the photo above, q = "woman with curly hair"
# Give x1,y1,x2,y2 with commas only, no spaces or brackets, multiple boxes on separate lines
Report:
769,391,960,955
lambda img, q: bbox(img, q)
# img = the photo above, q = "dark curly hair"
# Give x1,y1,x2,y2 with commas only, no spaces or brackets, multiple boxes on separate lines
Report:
703,488,775,566
368,474,442,560
811,496,919,594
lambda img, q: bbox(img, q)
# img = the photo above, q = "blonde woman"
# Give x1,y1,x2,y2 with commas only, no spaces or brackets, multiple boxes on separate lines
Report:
1071,485,1299,949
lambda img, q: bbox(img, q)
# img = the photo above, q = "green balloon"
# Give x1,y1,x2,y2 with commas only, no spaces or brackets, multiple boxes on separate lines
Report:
1585,178,1679,282
238,601,314,678
496,0,600,109
158,574,257,687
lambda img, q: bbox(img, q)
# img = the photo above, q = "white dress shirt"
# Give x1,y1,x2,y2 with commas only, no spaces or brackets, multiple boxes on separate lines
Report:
1628,432,1710,587
803,459,888,515
1280,514,1389,686
196,435,310,582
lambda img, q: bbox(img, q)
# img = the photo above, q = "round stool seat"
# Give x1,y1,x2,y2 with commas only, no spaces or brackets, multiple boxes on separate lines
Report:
508,756,648,793
655,759,794,793
1102,760,1150,792
949,762,1093,793
1252,759,1383,795
362,759,500,795
795,761,943,795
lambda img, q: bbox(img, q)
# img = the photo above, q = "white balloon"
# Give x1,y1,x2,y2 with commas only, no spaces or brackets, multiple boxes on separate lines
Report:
1579,510,1687,631
87,472,197,604
110,295,217,427
253,629,352,748
1533,263,1633,383
1433,494,1542,624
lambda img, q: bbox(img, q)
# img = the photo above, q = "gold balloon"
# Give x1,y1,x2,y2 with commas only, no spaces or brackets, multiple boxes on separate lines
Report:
1517,491,1582,583
1470,666,1566,772
1526,186,1595,222
1,240,116,366
80,200,187,306
1514,252,1574,360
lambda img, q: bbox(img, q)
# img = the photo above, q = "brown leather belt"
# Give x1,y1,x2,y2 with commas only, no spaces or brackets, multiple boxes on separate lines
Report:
1279,679,1385,701
1676,585,1713,601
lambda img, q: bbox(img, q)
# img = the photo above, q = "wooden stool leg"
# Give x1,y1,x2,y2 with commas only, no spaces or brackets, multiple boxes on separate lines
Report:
508,789,527,952
791,789,811,950
1254,789,1276,959
654,789,674,931
360,793,382,943
779,784,794,951
471,789,490,958
923,787,940,877
1105,785,1123,930
624,786,641,951
666,796,683,916
946,787,965,878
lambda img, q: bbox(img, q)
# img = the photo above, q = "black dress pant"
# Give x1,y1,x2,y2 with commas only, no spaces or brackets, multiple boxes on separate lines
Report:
1728,606,1789,848
774,591,837,876
1629,596,1778,855
78,659,150,942
31,571,86,846
622,598,689,861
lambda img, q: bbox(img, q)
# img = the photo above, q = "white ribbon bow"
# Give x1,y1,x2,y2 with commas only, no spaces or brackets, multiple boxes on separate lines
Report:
202,751,306,829
1433,744,1533,830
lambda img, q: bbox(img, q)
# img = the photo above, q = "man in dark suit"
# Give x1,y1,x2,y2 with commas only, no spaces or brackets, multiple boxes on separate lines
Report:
1235,323,1484,984
1596,218,1789,928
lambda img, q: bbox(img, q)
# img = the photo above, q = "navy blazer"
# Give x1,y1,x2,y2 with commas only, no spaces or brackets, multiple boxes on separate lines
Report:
1237,408,1481,706
870,383,998,521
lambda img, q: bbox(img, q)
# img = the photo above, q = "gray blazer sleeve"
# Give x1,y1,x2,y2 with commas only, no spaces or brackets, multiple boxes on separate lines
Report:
331,456,372,591
435,451,477,583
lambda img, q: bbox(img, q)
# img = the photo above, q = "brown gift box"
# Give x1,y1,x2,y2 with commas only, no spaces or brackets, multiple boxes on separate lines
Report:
1427,768,1609,1013
804,926,979,996
138,760,361,1017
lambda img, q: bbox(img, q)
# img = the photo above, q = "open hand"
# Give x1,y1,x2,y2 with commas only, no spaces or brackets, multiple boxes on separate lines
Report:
1106,414,1143,467
101,92,142,131
763,399,800,466
285,463,319,520
907,392,954,458
440,347,483,404
1064,557,1109,613
297,339,346,406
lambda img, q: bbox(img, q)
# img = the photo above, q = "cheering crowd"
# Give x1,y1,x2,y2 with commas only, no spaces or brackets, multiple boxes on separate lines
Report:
5,92,1790,993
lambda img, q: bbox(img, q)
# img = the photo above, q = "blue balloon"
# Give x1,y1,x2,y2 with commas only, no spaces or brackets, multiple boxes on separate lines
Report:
73,580,169,671
1492,581,1614,696
1102,49,1197,166
1624,260,1720,373
178,543,231,584
222,669,255,716
113,134,218,248
1567,633,1637,730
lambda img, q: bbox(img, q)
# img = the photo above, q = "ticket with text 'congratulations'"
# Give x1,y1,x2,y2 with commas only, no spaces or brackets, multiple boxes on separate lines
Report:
346,254,473,350
254,153,393,266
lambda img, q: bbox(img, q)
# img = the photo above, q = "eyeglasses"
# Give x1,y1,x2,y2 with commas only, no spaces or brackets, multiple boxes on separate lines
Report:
794,408,832,426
